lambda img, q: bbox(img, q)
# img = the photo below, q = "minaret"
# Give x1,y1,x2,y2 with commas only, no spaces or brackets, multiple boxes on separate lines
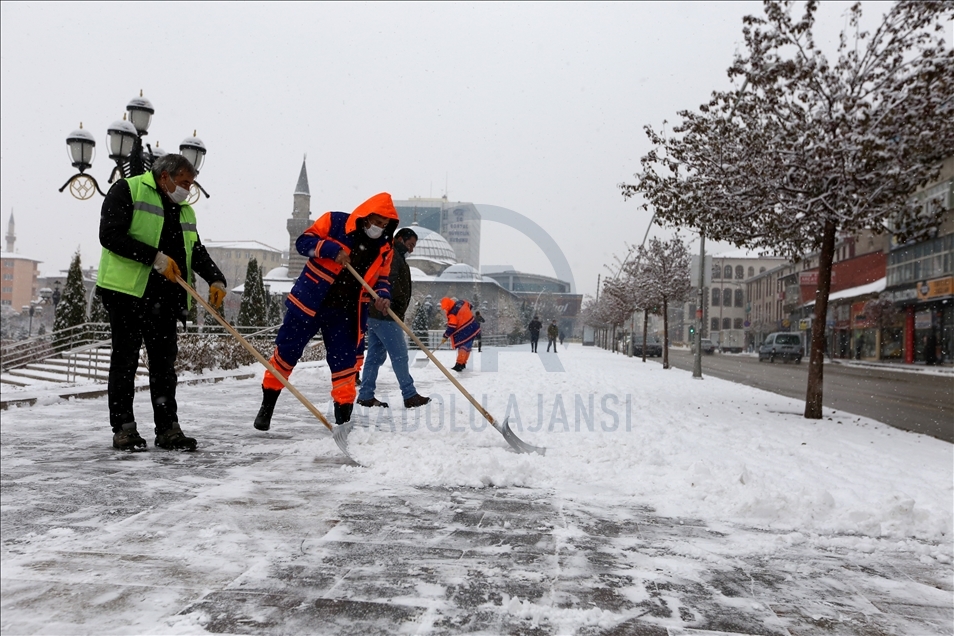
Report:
5,210,14,252
287,156,312,276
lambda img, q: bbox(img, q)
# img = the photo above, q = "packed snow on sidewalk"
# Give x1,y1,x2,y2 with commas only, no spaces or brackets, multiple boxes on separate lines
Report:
1,344,951,633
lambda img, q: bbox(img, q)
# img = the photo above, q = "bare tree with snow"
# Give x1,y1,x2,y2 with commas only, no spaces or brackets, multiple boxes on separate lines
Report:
622,1,954,417
629,236,692,369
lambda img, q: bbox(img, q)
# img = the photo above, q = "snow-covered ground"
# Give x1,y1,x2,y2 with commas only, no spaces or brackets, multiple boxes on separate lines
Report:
2,345,951,635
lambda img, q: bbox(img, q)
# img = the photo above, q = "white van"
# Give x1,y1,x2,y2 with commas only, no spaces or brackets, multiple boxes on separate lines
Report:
758,332,804,363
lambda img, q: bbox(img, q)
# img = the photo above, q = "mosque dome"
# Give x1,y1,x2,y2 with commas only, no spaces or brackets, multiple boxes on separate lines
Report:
437,263,482,282
403,225,457,275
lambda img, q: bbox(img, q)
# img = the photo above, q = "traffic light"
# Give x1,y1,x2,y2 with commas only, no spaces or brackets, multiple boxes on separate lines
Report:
689,326,696,337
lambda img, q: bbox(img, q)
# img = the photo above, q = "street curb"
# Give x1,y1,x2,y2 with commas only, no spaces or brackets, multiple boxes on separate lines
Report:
827,358,954,376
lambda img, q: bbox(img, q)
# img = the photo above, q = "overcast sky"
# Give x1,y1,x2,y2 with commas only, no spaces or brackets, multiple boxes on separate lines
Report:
1,1,901,297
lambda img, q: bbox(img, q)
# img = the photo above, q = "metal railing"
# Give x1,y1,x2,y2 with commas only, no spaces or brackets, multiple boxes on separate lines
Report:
63,339,113,383
1,323,112,372
1,321,284,379
406,330,512,350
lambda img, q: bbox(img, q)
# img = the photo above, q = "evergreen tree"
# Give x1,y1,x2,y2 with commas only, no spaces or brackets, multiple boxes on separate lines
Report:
237,259,268,328
53,250,88,347
266,291,282,325
88,293,109,323
411,294,434,339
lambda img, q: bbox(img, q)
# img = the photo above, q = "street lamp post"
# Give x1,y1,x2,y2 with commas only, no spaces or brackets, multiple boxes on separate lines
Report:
26,300,42,337
52,281,61,319
59,91,209,201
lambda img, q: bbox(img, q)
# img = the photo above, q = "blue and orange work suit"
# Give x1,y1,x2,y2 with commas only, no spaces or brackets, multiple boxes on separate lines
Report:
262,193,399,406
440,298,481,368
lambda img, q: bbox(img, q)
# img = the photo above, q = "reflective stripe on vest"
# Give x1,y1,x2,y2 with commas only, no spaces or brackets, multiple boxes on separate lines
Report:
97,172,198,306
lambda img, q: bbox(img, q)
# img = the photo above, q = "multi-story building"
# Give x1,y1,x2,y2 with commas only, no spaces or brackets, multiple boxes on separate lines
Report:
675,252,787,350
481,267,582,338
789,231,888,360
1,212,41,311
393,197,481,270
708,252,788,351
882,155,953,364
0,252,40,311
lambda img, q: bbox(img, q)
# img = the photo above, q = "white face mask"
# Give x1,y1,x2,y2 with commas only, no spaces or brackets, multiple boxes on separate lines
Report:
365,224,384,239
166,177,190,204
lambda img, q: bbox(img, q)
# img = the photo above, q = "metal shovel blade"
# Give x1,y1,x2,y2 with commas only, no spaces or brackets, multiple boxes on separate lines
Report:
496,418,546,456
412,352,429,367
331,422,363,466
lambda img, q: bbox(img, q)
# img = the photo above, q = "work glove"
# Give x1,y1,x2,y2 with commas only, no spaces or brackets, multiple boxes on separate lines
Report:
153,251,181,283
208,281,227,311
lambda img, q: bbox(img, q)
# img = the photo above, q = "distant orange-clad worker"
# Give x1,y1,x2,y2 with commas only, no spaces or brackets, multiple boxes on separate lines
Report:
440,297,481,372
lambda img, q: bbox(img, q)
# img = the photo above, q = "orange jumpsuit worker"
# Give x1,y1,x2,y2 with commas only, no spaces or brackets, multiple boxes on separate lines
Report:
440,297,481,372
252,193,398,430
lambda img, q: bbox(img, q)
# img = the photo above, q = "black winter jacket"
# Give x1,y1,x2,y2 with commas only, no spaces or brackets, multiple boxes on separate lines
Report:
369,243,412,321
97,178,225,316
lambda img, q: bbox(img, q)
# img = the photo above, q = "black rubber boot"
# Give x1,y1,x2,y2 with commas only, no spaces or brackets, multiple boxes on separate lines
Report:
155,424,197,451
112,422,147,451
403,394,431,409
334,402,354,425
254,388,281,431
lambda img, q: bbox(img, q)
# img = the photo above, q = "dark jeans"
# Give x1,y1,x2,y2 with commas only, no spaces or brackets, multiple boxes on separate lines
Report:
547,337,557,352
104,293,179,434
530,334,540,352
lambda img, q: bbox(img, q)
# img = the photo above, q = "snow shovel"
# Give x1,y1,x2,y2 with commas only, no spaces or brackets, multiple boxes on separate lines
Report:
176,276,360,465
345,264,545,456
412,339,444,367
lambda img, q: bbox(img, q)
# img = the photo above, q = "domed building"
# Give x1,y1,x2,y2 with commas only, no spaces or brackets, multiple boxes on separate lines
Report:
403,226,457,276
437,263,482,282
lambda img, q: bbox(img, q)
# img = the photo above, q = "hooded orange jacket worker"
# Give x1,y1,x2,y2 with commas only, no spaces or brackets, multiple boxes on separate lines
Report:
440,297,481,372
253,193,399,430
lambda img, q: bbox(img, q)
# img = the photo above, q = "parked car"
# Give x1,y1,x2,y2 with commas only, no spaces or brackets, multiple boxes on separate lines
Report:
758,332,804,363
631,334,662,357
692,338,715,354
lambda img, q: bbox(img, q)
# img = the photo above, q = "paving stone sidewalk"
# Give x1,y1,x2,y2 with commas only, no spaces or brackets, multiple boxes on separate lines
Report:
2,420,950,636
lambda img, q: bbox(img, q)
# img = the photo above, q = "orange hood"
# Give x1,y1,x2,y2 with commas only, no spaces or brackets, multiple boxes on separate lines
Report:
345,192,400,234
441,297,456,313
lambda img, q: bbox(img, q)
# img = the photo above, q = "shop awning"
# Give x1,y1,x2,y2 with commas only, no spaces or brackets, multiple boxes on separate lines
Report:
802,277,886,308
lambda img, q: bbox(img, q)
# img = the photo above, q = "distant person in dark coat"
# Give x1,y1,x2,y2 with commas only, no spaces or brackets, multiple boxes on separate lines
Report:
474,310,485,352
528,316,542,353
546,320,559,352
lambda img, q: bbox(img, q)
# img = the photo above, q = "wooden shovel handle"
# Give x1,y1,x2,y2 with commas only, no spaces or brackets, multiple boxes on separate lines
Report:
344,264,500,430
176,276,333,431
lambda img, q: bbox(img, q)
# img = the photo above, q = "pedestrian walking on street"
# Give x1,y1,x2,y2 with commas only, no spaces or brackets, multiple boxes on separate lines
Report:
441,297,481,372
474,310,486,352
97,154,227,452
528,316,542,353
547,319,559,352
356,228,430,410
252,193,398,431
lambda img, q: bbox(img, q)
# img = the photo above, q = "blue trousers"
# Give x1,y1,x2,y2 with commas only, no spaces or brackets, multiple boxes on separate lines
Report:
358,317,418,401
264,304,360,403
